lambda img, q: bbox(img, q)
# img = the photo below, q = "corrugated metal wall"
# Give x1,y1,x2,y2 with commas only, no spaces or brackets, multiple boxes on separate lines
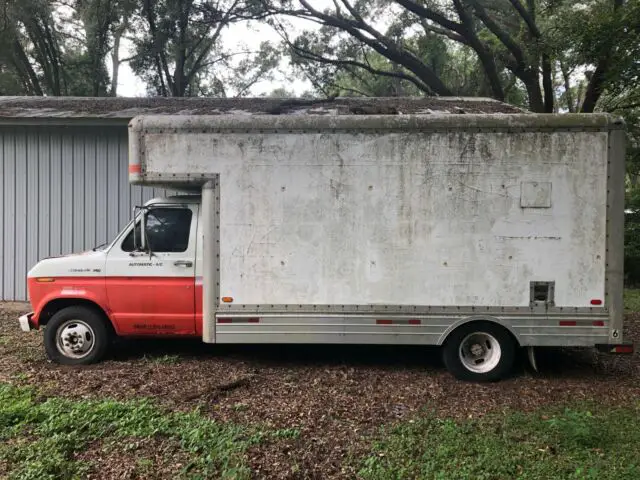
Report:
0,125,171,301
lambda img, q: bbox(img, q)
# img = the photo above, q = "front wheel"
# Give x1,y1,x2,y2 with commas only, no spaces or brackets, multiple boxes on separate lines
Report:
442,322,516,382
44,306,110,365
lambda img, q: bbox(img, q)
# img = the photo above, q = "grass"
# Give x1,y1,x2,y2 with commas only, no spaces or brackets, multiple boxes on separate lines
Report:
624,288,640,312
271,428,301,440
358,404,640,480
0,383,256,480
142,353,182,365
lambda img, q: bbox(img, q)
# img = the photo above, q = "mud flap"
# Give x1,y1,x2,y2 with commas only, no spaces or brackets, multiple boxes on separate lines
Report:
527,346,538,372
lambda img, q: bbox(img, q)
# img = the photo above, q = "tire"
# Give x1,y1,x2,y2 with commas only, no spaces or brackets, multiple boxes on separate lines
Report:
44,306,110,365
442,322,516,382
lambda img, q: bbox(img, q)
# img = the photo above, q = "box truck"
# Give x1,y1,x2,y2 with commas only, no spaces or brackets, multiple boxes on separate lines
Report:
18,102,633,381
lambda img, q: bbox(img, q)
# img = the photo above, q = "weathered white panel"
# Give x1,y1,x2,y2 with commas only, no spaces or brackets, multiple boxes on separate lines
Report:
145,129,608,308
520,181,552,208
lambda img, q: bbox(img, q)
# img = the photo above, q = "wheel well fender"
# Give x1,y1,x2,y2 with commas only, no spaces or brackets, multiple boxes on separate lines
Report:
437,316,522,348
38,298,116,335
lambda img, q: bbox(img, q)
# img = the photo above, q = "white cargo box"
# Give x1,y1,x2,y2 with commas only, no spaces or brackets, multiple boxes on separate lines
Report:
129,114,623,309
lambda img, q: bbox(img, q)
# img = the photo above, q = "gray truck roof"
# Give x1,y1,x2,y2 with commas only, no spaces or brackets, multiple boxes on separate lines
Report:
0,96,525,125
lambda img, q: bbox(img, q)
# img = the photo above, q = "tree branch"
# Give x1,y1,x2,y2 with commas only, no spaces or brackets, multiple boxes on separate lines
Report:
288,39,433,94
508,0,541,37
143,0,173,95
468,0,527,72
559,59,575,113
298,0,452,95
451,0,505,100
12,39,44,95
419,19,469,45
542,53,553,112
580,0,625,112
395,0,465,35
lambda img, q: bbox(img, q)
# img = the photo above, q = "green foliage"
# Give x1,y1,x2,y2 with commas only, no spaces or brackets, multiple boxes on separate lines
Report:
0,0,127,96
130,0,279,97
358,404,640,480
271,428,301,439
617,106,640,285
0,383,254,480
624,289,640,312
322,38,508,99
625,205,640,286
273,0,638,112
143,353,181,364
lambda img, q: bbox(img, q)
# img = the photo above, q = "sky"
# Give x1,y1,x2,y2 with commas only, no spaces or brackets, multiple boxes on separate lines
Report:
115,3,331,97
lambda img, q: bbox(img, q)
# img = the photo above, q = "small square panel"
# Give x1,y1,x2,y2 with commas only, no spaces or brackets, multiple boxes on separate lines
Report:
520,181,552,208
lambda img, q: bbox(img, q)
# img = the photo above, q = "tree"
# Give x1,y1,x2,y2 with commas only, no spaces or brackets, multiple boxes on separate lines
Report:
287,29,526,106
0,0,133,96
129,0,279,97
261,0,635,113
0,0,64,95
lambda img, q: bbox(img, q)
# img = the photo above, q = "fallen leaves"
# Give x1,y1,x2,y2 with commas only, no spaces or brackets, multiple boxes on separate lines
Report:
1,302,639,479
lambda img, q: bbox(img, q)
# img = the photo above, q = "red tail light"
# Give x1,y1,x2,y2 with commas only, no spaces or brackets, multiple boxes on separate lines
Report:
559,320,577,326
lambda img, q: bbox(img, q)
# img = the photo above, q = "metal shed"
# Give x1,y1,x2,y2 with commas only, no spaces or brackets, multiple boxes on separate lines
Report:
0,96,522,301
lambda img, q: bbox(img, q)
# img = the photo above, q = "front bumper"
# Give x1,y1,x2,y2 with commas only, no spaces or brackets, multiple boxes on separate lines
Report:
18,312,35,332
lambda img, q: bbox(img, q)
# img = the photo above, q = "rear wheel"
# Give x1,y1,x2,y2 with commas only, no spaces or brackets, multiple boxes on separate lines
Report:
442,322,516,382
44,306,110,365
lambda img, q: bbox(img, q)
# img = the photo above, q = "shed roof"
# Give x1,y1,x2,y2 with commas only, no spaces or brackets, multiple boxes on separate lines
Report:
0,96,524,125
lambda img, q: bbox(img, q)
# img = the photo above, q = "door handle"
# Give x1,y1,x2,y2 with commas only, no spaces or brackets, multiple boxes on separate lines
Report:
174,260,193,267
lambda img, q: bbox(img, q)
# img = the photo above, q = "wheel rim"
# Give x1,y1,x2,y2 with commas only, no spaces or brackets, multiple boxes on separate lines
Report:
458,332,502,374
55,320,95,359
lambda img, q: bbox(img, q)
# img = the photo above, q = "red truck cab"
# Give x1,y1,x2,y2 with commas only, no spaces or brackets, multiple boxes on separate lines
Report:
19,195,202,364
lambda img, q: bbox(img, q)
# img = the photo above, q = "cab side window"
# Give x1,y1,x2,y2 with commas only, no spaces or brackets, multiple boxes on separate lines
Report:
121,208,192,253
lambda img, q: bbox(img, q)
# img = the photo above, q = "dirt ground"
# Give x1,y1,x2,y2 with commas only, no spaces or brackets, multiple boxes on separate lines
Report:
1,302,639,479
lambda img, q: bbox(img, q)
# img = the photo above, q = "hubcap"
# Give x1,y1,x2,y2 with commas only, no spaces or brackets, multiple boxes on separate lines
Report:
56,320,95,359
459,332,502,374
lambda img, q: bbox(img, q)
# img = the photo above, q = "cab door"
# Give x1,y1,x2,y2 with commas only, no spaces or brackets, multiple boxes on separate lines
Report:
105,204,199,336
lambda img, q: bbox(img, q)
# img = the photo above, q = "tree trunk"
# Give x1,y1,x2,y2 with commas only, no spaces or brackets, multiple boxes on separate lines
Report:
580,0,624,113
541,54,554,112
559,61,574,113
523,71,545,112
110,18,128,96
580,63,608,113
452,0,505,101
12,39,44,95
